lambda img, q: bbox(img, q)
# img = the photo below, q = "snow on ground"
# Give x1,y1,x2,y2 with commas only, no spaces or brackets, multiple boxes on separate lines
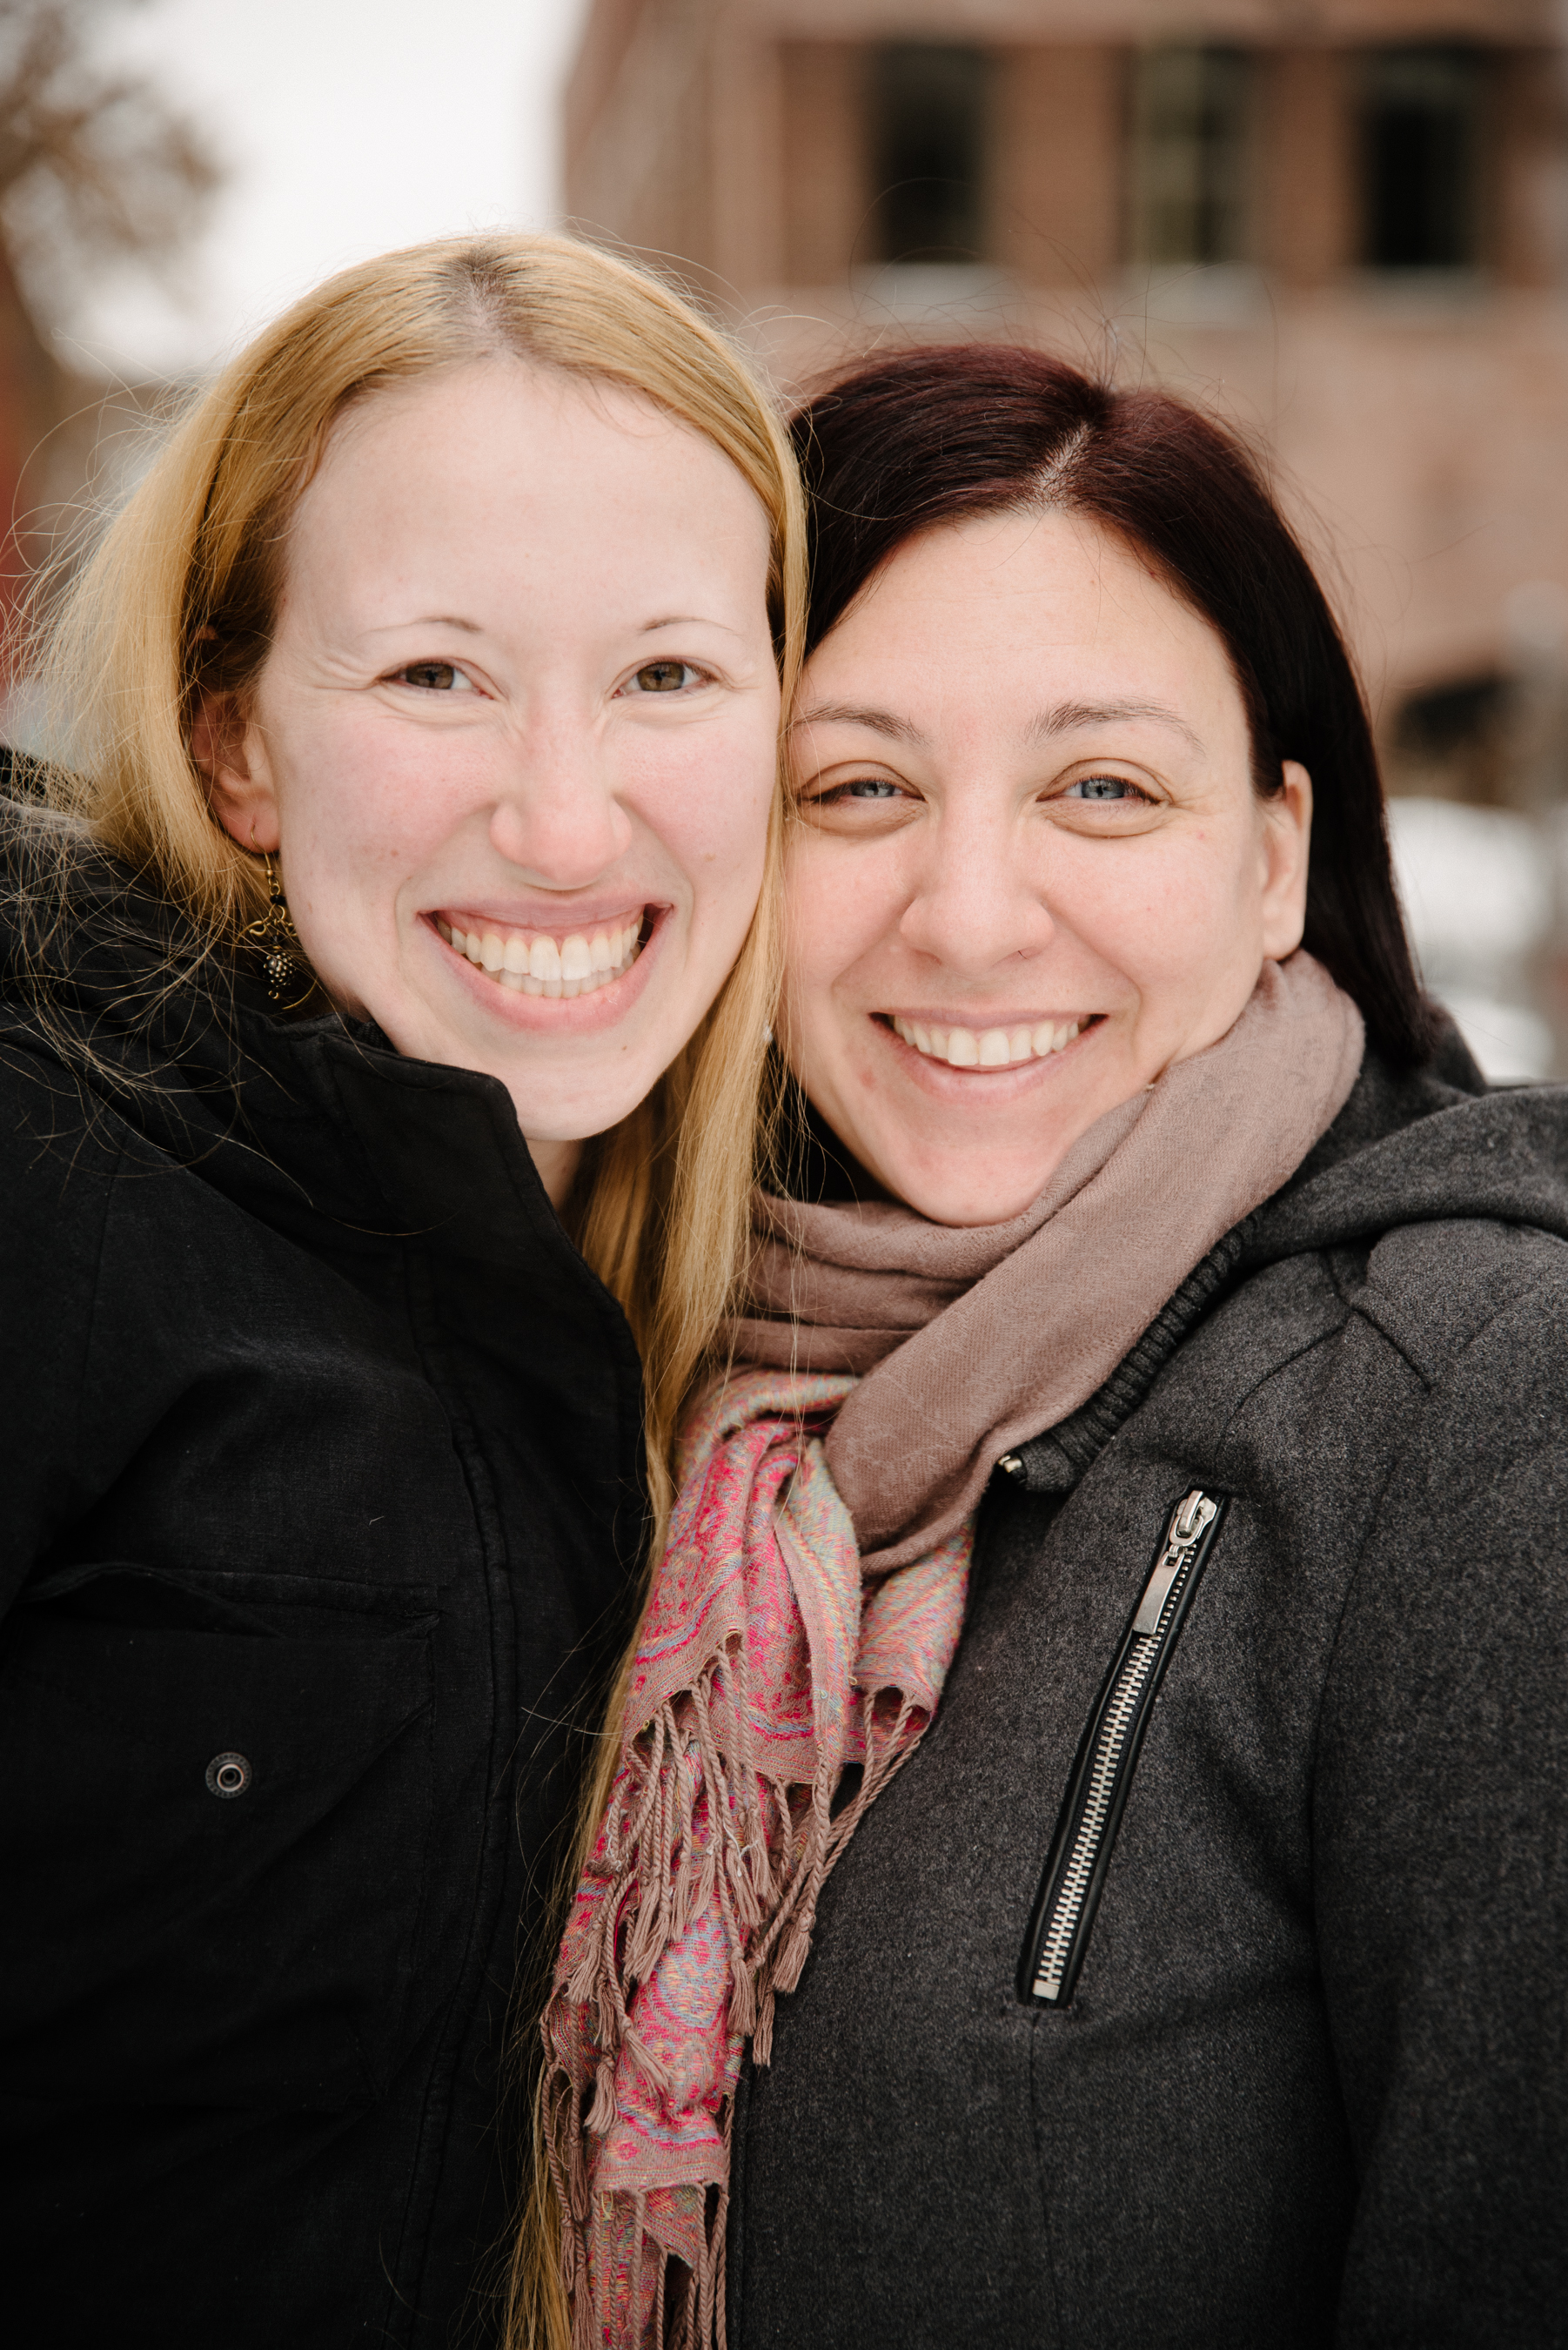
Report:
1386,796,1556,1082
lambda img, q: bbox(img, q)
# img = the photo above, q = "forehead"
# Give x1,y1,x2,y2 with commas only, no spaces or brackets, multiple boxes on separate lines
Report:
317,356,673,477
807,508,1235,710
283,356,767,600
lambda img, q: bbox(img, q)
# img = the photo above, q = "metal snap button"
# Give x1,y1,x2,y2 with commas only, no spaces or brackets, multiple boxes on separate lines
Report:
205,1752,252,1799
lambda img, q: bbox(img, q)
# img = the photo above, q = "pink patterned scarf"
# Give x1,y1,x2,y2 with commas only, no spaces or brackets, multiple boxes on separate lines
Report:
541,953,1364,2348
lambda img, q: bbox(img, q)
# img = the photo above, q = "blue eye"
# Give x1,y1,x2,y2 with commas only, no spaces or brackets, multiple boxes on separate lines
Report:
1067,775,1144,802
801,772,909,815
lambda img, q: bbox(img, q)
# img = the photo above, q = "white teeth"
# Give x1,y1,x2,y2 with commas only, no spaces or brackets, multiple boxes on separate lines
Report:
439,912,644,1000
892,1014,1086,1069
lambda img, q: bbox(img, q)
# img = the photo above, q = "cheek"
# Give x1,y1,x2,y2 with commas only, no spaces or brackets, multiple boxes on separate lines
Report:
781,841,891,1033
632,715,778,889
274,707,455,876
1063,827,1264,983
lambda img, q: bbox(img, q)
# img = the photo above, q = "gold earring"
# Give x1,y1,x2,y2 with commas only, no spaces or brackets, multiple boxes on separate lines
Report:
243,846,312,1006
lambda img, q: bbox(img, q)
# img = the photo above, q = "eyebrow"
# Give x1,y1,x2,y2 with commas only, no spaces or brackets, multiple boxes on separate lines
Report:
1028,698,1204,751
790,702,928,746
640,613,742,636
366,614,484,635
792,695,1203,754
368,612,739,643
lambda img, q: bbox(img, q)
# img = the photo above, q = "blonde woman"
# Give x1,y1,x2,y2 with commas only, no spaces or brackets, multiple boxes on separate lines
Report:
0,235,801,2347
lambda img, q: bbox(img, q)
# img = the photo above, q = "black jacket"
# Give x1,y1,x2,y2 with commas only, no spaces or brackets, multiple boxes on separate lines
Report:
0,799,646,2346
729,1038,1568,2347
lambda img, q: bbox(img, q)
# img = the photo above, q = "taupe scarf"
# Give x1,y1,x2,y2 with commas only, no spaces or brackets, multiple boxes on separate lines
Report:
732,951,1364,1568
546,950,1363,2349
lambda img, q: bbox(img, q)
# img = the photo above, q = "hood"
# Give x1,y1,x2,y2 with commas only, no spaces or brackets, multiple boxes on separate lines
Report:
0,789,537,1246
1246,1021,1568,1266
0,790,650,1584
0,788,363,1178
992,996,1568,1501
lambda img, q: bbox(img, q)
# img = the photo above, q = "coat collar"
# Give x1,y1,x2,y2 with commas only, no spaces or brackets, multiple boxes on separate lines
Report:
1006,1031,1568,1498
0,796,649,1587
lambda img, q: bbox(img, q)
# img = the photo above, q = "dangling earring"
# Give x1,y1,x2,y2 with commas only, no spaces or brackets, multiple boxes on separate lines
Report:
243,838,313,1006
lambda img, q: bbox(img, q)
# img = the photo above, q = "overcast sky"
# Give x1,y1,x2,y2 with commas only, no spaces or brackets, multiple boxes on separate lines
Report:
70,0,590,380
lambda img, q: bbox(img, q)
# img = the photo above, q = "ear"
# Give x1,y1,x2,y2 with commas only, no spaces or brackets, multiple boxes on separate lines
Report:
1259,759,1313,961
191,690,280,854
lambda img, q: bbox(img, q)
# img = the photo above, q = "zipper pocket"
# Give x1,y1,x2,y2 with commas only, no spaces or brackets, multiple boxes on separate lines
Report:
1018,1487,1228,2010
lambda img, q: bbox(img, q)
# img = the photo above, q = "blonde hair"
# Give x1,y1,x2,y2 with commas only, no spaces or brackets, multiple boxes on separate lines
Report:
30,230,805,1525
24,233,803,2349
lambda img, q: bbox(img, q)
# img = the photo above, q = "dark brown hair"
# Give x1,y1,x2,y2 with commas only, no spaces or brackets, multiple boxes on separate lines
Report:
790,346,1434,1069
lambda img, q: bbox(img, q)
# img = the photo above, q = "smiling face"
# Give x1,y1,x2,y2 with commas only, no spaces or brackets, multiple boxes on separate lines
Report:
200,356,780,1203
782,508,1312,1226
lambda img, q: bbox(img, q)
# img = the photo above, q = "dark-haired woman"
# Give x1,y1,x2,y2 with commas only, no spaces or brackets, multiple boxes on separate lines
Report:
534,349,1568,2350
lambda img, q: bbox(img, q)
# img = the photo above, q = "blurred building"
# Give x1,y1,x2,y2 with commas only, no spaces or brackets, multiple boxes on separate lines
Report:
566,0,1568,1078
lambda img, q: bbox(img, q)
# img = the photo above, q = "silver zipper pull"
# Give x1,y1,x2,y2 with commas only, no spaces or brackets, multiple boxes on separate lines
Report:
1172,1489,1217,1548
1132,1489,1218,1635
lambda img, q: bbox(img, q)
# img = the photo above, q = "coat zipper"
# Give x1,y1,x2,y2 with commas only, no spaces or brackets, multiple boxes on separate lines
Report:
1018,1487,1227,2009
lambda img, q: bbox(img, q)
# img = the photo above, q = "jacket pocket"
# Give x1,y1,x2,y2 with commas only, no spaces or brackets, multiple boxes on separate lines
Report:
1018,1488,1227,2010
0,1563,437,2110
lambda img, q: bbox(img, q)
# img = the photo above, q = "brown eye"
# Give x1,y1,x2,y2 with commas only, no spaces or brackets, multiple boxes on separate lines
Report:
396,661,471,692
631,661,695,693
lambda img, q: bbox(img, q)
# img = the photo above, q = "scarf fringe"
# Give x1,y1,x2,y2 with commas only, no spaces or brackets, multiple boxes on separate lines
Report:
543,1644,933,2349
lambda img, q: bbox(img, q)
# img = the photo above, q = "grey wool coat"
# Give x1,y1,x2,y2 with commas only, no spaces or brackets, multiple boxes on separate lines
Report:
727,1034,1568,2349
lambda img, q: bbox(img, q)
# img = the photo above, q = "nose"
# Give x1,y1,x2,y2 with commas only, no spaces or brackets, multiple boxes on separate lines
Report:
486,711,633,887
898,796,1055,975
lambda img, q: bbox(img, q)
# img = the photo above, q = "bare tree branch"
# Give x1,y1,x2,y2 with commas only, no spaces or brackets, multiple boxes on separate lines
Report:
0,0,221,344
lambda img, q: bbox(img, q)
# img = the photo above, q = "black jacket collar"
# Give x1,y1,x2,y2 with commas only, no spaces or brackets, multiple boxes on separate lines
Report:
0,791,648,1580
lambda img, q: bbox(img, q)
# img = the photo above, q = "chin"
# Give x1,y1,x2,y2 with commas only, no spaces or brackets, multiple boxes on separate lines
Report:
503,1054,666,1145
925,1194,1041,1230
867,1116,1071,1225
883,1168,1043,1229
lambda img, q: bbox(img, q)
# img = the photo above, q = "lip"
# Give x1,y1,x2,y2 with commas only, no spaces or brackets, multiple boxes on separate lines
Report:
426,905,667,1031
888,1008,1097,1031
435,900,648,938
875,1010,1103,1090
